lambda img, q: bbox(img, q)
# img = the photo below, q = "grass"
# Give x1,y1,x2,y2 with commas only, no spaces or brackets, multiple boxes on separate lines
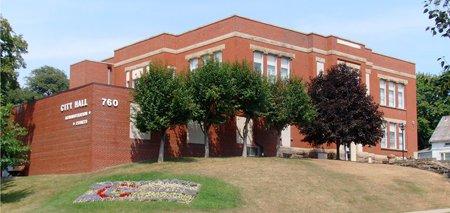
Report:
1,157,450,213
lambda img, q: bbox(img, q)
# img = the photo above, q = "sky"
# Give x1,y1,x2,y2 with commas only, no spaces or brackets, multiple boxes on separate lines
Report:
1,0,449,86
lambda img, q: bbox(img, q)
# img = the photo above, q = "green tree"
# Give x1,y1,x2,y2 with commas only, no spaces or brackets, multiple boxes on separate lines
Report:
26,66,69,97
423,0,449,71
416,71,450,149
230,62,269,157
265,78,316,156
188,61,236,157
0,101,29,170
302,64,383,160
133,63,193,163
0,16,28,105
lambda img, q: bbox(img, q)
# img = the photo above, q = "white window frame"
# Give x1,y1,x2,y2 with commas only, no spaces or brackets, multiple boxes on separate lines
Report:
213,51,222,63
389,123,397,149
131,68,144,89
397,84,405,109
316,61,325,76
280,57,290,80
381,121,387,148
253,51,263,76
267,54,277,82
365,73,370,95
380,79,386,106
398,125,405,150
388,81,396,107
189,58,198,71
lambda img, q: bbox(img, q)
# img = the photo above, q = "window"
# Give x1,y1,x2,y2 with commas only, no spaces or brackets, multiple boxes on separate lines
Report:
398,125,405,150
129,103,150,139
381,122,387,148
125,68,144,89
187,121,205,144
125,71,131,88
388,82,396,107
380,80,386,106
189,58,198,71
365,73,370,95
445,143,450,147
397,84,404,109
280,58,290,80
201,54,209,65
213,51,222,62
236,116,253,145
267,55,277,83
316,61,325,76
389,123,397,149
253,52,263,75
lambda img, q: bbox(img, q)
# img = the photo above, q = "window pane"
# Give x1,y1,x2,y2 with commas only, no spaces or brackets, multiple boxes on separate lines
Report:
380,80,386,105
388,82,395,107
398,84,404,109
381,122,387,148
280,68,289,80
389,123,397,149
213,51,222,62
267,55,277,82
280,58,290,80
316,62,324,76
253,52,263,75
190,58,198,71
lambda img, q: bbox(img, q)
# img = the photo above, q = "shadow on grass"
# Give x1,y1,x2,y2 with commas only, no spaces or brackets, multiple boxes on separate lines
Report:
0,179,33,204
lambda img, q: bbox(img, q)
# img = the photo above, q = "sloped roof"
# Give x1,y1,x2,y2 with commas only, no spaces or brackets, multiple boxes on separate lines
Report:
429,116,450,143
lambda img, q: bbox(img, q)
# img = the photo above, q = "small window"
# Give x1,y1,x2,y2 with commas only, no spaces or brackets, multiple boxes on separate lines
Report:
280,58,290,80
381,121,387,148
365,73,370,95
125,71,131,88
389,123,397,149
397,84,405,109
398,125,405,150
236,116,253,145
201,55,209,65
189,58,198,71
213,51,222,63
267,55,277,83
187,121,205,144
253,52,263,76
131,68,144,89
316,61,325,76
444,143,450,147
388,82,396,107
380,80,386,106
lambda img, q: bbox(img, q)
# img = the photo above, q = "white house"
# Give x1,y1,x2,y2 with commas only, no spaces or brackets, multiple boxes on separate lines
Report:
417,116,450,161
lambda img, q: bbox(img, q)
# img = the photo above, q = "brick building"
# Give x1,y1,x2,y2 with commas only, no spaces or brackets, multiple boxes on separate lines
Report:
16,16,417,175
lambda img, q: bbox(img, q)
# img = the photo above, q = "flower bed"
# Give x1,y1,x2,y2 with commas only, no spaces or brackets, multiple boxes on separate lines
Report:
74,179,201,204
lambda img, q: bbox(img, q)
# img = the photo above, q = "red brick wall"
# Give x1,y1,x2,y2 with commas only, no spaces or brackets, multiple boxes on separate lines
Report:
70,60,111,88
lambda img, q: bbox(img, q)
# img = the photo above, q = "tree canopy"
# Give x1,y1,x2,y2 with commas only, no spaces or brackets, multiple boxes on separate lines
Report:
133,62,194,162
188,61,237,157
302,64,383,159
264,78,316,156
416,70,450,149
26,66,69,97
0,16,28,105
0,102,29,170
230,62,270,157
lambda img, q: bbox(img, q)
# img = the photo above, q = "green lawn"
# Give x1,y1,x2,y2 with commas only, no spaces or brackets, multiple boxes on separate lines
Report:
1,157,450,213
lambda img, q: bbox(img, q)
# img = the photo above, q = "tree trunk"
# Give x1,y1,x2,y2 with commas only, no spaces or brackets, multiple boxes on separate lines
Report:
336,139,341,160
242,117,251,157
204,124,210,158
158,131,165,163
276,129,282,157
